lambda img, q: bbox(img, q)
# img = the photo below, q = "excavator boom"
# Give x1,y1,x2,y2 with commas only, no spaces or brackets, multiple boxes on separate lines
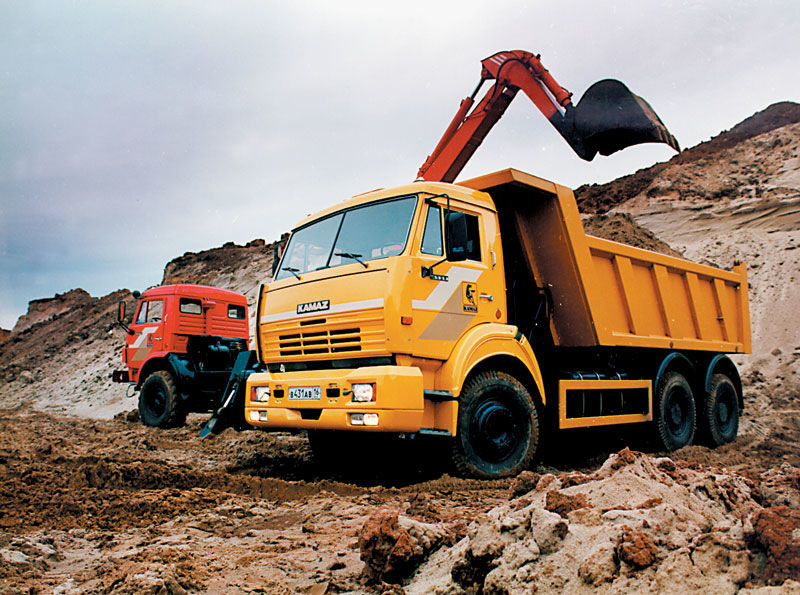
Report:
418,50,679,183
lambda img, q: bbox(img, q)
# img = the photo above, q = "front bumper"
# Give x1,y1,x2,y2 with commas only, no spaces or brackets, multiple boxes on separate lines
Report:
244,365,424,432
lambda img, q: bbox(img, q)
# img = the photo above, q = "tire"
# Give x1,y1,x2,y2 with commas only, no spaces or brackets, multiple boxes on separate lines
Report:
451,371,539,479
700,374,739,446
654,371,696,451
138,370,185,428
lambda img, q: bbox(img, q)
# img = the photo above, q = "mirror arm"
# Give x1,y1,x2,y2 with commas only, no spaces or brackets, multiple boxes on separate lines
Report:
421,257,448,279
116,320,135,335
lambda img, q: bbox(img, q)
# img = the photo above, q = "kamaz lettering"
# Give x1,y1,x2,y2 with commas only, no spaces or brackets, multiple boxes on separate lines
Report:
297,300,330,314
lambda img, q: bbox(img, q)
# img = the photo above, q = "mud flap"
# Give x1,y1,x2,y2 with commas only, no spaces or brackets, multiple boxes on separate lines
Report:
556,79,680,160
199,350,258,438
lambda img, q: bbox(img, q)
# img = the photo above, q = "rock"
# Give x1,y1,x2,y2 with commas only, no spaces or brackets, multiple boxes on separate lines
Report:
616,526,658,569
508,471,540,499
358,508,451,584
544,489,589,518
578,542,618,585
753,506,800,584
529,507,568,554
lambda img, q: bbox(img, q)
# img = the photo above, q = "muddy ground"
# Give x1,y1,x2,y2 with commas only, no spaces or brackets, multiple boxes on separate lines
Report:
0,374,797,594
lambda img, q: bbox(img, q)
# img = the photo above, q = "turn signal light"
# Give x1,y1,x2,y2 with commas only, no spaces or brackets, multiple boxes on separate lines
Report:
401,316,413,325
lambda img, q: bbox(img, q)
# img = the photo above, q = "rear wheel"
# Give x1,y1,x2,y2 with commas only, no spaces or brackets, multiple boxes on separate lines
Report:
451,371,539,479
139,370,185,428
700,374,739,446
654,371,696,451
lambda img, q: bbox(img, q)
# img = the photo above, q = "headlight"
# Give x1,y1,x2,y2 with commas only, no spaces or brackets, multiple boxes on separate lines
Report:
351,383,376,402
252,386,270,403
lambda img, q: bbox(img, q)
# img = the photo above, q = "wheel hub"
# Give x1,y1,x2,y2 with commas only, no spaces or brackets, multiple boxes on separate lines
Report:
470,398,520,462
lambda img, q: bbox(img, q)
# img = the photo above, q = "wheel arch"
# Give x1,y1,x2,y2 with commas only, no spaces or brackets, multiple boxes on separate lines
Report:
655,352,696,393
436,323,546,406
704,354,744,410
464,355,544,409
137,354,194,393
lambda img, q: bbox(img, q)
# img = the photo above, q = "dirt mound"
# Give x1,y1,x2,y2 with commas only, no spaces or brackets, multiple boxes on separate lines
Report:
162,237,283,287
406,449,800,592
583,212,681,257
684,102,800,162
11,288,94,334
575,101,800,213
0,289,135,418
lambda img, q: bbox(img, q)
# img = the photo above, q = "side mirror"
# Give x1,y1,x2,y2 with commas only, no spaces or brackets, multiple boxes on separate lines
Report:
445,211,469,262
116,300,135,335
272,242,282,276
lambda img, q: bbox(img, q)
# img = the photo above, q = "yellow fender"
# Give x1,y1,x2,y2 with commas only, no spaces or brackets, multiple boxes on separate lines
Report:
435,323,546,405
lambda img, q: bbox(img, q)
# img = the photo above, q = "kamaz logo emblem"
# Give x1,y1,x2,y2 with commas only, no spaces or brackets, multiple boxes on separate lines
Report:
297,300,330,314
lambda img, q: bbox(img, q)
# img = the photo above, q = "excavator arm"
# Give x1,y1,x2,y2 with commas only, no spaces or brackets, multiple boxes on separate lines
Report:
418,50,680,183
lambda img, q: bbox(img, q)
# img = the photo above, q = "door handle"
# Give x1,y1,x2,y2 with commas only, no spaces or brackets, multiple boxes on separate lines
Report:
479,293,494,301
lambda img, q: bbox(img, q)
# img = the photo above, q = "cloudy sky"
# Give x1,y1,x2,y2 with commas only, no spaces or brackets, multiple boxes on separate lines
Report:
1,0,798,328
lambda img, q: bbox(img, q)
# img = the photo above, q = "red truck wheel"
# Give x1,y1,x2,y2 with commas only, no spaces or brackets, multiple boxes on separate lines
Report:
138,370,186,428
451,371,539,479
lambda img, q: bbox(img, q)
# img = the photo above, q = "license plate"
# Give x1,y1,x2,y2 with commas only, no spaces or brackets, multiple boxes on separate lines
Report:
288,386,321,400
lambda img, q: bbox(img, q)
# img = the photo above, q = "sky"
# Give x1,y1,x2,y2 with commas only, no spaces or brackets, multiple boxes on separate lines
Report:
1,0,798,328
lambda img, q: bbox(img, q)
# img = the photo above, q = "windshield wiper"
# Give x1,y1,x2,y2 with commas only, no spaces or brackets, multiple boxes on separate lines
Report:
335,252,368,268
282,266,303,280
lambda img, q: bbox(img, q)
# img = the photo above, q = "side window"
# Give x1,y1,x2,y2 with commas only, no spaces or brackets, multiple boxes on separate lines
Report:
420,205,443,256
463,213,481,262
446,211,482,262
179,298,202,315
135,301,147,324
135,299,163,324
228,305,246,320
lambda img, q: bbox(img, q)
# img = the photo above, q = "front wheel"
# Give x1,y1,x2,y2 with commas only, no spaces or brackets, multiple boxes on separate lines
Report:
138,370,186,428
654,371,696,451
700,374,739,446
451,371,539,479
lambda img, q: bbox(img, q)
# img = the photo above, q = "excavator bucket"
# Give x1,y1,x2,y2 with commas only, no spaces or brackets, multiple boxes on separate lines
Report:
567,79,680,160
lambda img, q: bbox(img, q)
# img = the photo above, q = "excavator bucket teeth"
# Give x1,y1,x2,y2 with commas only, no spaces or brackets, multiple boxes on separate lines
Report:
571,79,679,159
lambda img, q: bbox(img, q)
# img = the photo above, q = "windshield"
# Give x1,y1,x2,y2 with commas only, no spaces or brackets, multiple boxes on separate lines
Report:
276,195,417,280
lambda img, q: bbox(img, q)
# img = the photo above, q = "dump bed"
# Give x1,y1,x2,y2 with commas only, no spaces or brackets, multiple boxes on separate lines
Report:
462,169,751,354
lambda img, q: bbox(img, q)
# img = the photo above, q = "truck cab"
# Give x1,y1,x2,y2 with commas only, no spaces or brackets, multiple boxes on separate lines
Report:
245,169,750,477
114,284,250,427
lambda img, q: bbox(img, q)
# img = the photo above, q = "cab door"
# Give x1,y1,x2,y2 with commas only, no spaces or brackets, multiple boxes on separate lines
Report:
127,297,166,365
408,201,503,360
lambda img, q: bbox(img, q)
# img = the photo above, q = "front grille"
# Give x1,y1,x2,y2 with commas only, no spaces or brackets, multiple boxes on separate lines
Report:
262,309,386,362
279,327,361,356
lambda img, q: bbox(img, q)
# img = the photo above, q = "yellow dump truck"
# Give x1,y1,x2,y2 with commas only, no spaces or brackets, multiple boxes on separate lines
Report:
243,168,750,477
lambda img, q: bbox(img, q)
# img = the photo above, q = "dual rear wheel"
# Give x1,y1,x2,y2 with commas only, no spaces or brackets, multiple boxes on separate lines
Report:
654,370,739,452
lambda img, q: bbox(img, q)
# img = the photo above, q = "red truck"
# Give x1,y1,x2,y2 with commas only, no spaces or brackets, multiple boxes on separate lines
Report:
113,284,257,427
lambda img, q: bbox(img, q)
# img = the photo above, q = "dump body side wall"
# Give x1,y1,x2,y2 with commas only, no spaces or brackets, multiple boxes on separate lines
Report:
586,236,750,353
